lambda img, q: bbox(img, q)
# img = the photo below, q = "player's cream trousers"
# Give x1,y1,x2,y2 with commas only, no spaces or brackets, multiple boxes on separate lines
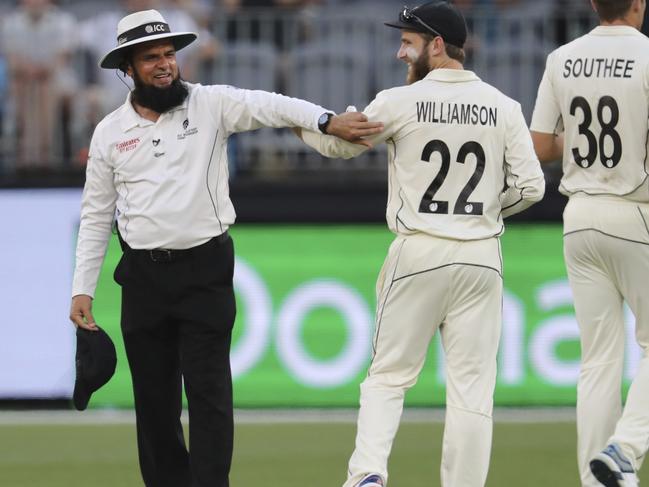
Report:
564,195,649,487
343,233,503,487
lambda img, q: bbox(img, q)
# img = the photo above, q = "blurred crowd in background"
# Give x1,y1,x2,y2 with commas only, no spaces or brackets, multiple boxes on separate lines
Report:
0,0,597,186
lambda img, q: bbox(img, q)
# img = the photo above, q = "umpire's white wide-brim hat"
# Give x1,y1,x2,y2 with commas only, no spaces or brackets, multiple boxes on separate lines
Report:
100,9,197,70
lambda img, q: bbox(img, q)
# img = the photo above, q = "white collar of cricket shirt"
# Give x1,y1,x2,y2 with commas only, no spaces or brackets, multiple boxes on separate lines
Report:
424,69,481,83
119,88,191,132
590,25,643,37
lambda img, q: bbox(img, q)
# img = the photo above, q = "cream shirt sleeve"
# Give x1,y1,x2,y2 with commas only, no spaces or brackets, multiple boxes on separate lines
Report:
72,129,118,298
301,92,395,159
501,101,546,218
207,85,330,135
530,51,564,134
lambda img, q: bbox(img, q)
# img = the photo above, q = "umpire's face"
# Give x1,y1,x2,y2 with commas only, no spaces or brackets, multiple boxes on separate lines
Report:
127,40,180,89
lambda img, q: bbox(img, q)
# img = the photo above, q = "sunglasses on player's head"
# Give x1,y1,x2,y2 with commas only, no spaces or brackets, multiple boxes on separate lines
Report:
400,5,443,38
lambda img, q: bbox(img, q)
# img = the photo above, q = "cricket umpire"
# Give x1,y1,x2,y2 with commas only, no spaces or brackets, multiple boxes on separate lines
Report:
68,9,382,487
531,1,649,486
296,2,544,486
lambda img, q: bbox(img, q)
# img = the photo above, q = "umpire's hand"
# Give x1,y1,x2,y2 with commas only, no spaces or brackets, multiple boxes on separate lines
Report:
326,112,384,148
70,295,99,331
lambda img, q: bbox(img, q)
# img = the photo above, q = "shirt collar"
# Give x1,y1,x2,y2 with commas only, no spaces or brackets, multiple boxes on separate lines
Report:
118,88,191,132
119,93,145,132
423,69,481,83
590,25,642,37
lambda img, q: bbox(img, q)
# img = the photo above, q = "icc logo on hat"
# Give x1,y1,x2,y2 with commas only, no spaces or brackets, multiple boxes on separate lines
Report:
145,23,166,34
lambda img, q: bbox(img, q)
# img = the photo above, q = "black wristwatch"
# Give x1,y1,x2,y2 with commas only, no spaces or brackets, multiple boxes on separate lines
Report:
318,112,334,134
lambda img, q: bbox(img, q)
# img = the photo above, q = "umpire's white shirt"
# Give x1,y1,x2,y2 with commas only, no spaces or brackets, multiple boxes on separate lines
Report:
531,26,649,202
303,69,545,241
73,82,328,298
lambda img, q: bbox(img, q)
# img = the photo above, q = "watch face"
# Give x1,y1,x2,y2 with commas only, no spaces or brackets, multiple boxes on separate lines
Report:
318,113,330,125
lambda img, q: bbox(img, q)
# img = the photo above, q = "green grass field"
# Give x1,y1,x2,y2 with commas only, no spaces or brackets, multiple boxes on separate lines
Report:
1,419,646,486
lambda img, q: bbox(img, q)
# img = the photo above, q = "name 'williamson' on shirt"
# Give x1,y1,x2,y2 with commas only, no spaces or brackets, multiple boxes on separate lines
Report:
416,101,498,127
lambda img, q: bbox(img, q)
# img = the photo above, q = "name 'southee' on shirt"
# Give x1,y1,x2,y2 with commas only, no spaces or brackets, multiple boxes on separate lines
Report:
562,57,635,79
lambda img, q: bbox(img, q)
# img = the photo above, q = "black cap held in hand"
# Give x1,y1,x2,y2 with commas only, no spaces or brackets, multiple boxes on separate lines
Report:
73,327,117,411
385,1,468,49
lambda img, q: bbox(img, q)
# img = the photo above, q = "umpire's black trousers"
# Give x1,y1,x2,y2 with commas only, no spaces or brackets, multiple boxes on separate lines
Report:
114,232,235,487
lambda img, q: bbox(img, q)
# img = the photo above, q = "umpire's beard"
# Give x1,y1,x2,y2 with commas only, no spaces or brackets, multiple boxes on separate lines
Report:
131,72,189,114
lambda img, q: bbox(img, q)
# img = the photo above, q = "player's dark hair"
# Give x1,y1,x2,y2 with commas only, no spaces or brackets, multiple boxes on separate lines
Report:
422,33,466,64
445,44,466,64
593,0,634,22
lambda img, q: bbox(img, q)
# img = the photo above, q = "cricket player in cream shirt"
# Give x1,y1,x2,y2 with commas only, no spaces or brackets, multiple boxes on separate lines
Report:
296,2,544,487
531,0,649,486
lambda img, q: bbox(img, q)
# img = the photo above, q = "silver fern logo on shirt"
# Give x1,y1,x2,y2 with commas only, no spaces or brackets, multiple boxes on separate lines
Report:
178,119,198,140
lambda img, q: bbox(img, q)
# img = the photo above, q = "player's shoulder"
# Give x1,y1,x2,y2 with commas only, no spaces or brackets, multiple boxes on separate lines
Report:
473,77,509,97
546,29,612,61
540,37,581,71
551,27,649,57
373,84,408,101
373,79,461,103
379,73,519,110
470,78,521,113
544,29,649,82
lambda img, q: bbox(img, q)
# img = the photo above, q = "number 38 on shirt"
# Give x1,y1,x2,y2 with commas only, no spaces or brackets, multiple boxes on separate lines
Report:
570,95,622,169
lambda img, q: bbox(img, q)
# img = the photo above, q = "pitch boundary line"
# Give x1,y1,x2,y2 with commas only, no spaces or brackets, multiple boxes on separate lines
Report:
0,407,575,425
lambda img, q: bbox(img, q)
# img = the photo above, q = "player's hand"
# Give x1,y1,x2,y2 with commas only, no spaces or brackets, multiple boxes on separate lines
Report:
326,112,384,148
70,295,99,331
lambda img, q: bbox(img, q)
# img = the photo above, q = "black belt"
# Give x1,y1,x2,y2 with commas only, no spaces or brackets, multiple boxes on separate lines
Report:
124,232,230,263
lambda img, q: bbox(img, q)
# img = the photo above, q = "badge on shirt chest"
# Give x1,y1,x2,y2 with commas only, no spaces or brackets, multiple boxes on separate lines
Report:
115,137,141,154
177,118,198,140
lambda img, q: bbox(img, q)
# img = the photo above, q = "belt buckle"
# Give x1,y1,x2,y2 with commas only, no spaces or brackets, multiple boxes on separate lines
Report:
150,249,172,262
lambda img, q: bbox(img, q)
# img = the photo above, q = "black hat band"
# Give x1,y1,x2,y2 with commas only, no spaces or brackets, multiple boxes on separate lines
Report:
117,22,171,46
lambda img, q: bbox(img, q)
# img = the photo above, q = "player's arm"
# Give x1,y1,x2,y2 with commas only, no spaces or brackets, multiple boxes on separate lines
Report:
70,132,118,331
296,95,392,159
530,51,564,164
501,102,546,218
211,85,382,144
312,111,385,149
531,131,564,163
